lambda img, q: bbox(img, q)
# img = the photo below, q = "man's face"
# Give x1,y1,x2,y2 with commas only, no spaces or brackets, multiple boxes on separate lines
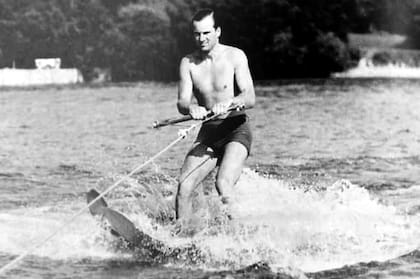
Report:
192,15,220,52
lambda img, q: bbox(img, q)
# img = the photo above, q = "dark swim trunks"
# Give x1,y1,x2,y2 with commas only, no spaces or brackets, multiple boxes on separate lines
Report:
195,114,252,157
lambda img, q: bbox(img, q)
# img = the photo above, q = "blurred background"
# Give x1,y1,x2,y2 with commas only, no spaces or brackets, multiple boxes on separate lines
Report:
0,0,419,83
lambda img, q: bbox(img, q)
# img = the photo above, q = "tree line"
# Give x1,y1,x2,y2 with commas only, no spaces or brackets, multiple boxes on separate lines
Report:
0,0,418,81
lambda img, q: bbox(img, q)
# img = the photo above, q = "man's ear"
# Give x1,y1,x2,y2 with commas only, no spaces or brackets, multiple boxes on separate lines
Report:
216,26,221,37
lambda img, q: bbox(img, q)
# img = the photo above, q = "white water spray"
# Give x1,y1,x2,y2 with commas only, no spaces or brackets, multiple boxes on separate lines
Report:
0,169,419,273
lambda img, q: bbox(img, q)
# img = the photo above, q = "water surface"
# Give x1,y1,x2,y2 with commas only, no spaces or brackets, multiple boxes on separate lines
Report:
1,79,420,278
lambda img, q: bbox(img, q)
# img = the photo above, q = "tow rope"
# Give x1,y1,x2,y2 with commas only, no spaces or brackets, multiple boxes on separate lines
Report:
0,106,242,275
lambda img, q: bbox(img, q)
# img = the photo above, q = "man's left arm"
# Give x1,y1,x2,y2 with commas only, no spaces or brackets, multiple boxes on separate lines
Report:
232,49,255,109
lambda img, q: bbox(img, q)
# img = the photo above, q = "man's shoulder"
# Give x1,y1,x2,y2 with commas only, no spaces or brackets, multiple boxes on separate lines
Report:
221,44,245,55
221,45,247,63
182,52,201,62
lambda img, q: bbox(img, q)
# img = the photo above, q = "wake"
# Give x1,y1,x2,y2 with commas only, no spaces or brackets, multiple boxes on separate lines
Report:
0,168,419,273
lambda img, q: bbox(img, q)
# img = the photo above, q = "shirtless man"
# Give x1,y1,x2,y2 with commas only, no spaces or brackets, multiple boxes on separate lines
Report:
175,9,255,228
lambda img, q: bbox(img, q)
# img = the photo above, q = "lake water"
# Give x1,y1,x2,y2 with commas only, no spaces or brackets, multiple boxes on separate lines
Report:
1,79,420,278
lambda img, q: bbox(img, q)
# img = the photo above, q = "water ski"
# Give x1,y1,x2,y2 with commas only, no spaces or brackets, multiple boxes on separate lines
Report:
86,189,164,255
86,189,202,263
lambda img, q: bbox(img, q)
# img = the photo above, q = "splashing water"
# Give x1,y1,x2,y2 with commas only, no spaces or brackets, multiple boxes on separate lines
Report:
0,169,419,274
110,169,420,272
187,169,420,272
0,206,131,260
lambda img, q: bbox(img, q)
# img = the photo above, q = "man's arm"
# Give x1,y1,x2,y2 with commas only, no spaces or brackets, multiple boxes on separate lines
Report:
177,57,193,115
232,49,255,109
177,57,207,119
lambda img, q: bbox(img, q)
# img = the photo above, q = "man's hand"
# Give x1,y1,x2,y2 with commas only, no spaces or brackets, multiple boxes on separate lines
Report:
231,97,245,111
211,99,233,115
189,105,208,119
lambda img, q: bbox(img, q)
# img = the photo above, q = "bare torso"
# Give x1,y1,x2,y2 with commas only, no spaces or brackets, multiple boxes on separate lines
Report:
186,44,238,110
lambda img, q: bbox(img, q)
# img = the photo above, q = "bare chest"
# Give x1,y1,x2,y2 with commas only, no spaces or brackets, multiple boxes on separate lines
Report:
190,58,234,93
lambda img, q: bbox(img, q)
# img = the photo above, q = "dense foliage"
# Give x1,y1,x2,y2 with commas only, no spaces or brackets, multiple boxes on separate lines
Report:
0,0,416,81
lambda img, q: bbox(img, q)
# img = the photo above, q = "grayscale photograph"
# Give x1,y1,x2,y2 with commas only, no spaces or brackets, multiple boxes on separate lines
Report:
1,1,420,278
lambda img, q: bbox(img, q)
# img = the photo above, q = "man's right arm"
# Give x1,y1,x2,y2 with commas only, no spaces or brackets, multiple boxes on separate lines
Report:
177,57,193,115
177,57,207,119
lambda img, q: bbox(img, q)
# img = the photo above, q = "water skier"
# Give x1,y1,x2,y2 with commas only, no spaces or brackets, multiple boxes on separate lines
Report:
175,9,256,231
86,8,256,249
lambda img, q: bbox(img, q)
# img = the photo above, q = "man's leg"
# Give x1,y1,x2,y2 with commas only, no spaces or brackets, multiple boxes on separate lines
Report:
215,142,248,207
176,143,218,222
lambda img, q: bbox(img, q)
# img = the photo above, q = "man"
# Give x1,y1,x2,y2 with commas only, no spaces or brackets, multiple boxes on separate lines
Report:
175,9,255,229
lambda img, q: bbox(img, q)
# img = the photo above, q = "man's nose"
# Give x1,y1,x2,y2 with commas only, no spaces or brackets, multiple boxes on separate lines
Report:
199,34,205,41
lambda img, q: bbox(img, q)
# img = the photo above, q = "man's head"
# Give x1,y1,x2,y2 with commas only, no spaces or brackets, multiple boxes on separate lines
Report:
191,9,221,53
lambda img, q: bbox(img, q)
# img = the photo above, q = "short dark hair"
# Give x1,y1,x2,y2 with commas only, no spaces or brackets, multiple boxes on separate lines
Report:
192,8,219,28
